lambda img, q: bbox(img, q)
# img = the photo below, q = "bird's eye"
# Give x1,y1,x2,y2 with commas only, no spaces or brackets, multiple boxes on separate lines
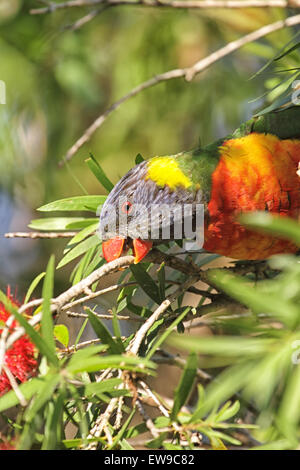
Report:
121,201,133,214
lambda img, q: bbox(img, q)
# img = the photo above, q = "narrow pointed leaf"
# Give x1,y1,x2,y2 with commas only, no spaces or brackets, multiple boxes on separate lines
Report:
170,351,198,420
86,308,124,354
85,154,114,192
57,234,100,269
41,256,57,359
38,196,106,213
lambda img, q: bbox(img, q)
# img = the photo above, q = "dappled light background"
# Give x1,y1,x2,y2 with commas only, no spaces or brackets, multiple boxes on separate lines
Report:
0,1,294,296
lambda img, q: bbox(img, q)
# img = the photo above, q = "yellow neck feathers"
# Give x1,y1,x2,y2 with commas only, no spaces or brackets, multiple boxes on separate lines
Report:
146,156,192,190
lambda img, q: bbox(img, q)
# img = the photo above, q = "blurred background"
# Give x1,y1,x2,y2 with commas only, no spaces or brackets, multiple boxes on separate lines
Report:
0,1,297,297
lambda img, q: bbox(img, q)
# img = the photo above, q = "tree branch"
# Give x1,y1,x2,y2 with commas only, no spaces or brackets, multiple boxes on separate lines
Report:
3,248,263,359
30,0,300,16
59,13,300,165
4,232,77,239
127,275,199,355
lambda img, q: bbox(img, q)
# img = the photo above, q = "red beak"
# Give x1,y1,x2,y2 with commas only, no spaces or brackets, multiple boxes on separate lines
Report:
102,237,126,263
102,238,152,263
132,239,153,263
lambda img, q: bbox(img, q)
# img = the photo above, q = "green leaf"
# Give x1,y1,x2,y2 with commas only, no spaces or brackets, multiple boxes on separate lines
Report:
0,378,47,412
70,245,105,284
147,432,168,449
278,364,300,439
252,439,293,451
111,308,124,354
249,30,300,80
63,437,105,449
194,362,256,418
214,400,240,423
38,196,106,213
170,352,198,420
42,389,66,450
169,333,273,357
111,307,122,338
157,263,165,301
24,271,45,304
84,378,123,397
135,153,144,164
86,308,124,354
191,384,206,421
57,234,100,269
28,217,95,231
69,222,99,245
242,343,292,408
240,212,300,247
24,374,61,423
122,422,148,440
54,324,69,347
108,408,136,450
163,443,183,450
67,355,155,374
206,430,241,447
66,345,107,371
254,83,298,117
73,318,90,349
85,154,114,192
209,269,299,327
119,440,135,450
66,218,100,229
130,264,161,303
67,349,155,375
41,256,57,360
146,306,191,360
274,41,300,62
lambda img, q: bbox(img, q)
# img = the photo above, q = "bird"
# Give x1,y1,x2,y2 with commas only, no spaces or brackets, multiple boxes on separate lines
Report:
99,106,300,264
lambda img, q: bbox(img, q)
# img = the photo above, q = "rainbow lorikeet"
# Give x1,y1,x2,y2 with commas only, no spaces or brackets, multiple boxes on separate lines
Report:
99,107,300,264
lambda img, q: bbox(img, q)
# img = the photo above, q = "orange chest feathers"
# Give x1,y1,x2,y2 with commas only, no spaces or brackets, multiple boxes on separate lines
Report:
204,133,300,259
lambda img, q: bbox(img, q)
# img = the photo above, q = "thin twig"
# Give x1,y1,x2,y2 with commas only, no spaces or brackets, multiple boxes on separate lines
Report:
3,365,28,407
6,255,136,350
4,232,77,239
66,310,144,322
61,278,214,312
135,398,160,439
59,13,300,165
153,349,212,381
30,0,300,16
54,256,135,309
114,395,124,429
59,68,185,165
128,275,198,355
63,5,110,30
61,281,138,311
85,369,125,449
86,396,120,448
0,316,14,376
60,338,101,355
138,379,170,417
3,249,260,357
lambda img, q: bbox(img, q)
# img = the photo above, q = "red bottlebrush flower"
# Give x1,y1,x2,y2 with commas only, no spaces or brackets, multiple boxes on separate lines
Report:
0,438,16,450
0,288,37,396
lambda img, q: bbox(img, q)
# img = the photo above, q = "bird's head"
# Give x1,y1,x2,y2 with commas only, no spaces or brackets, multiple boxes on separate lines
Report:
99,155,203,263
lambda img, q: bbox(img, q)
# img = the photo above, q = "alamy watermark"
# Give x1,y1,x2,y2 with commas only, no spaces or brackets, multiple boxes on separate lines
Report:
98,199,205,252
